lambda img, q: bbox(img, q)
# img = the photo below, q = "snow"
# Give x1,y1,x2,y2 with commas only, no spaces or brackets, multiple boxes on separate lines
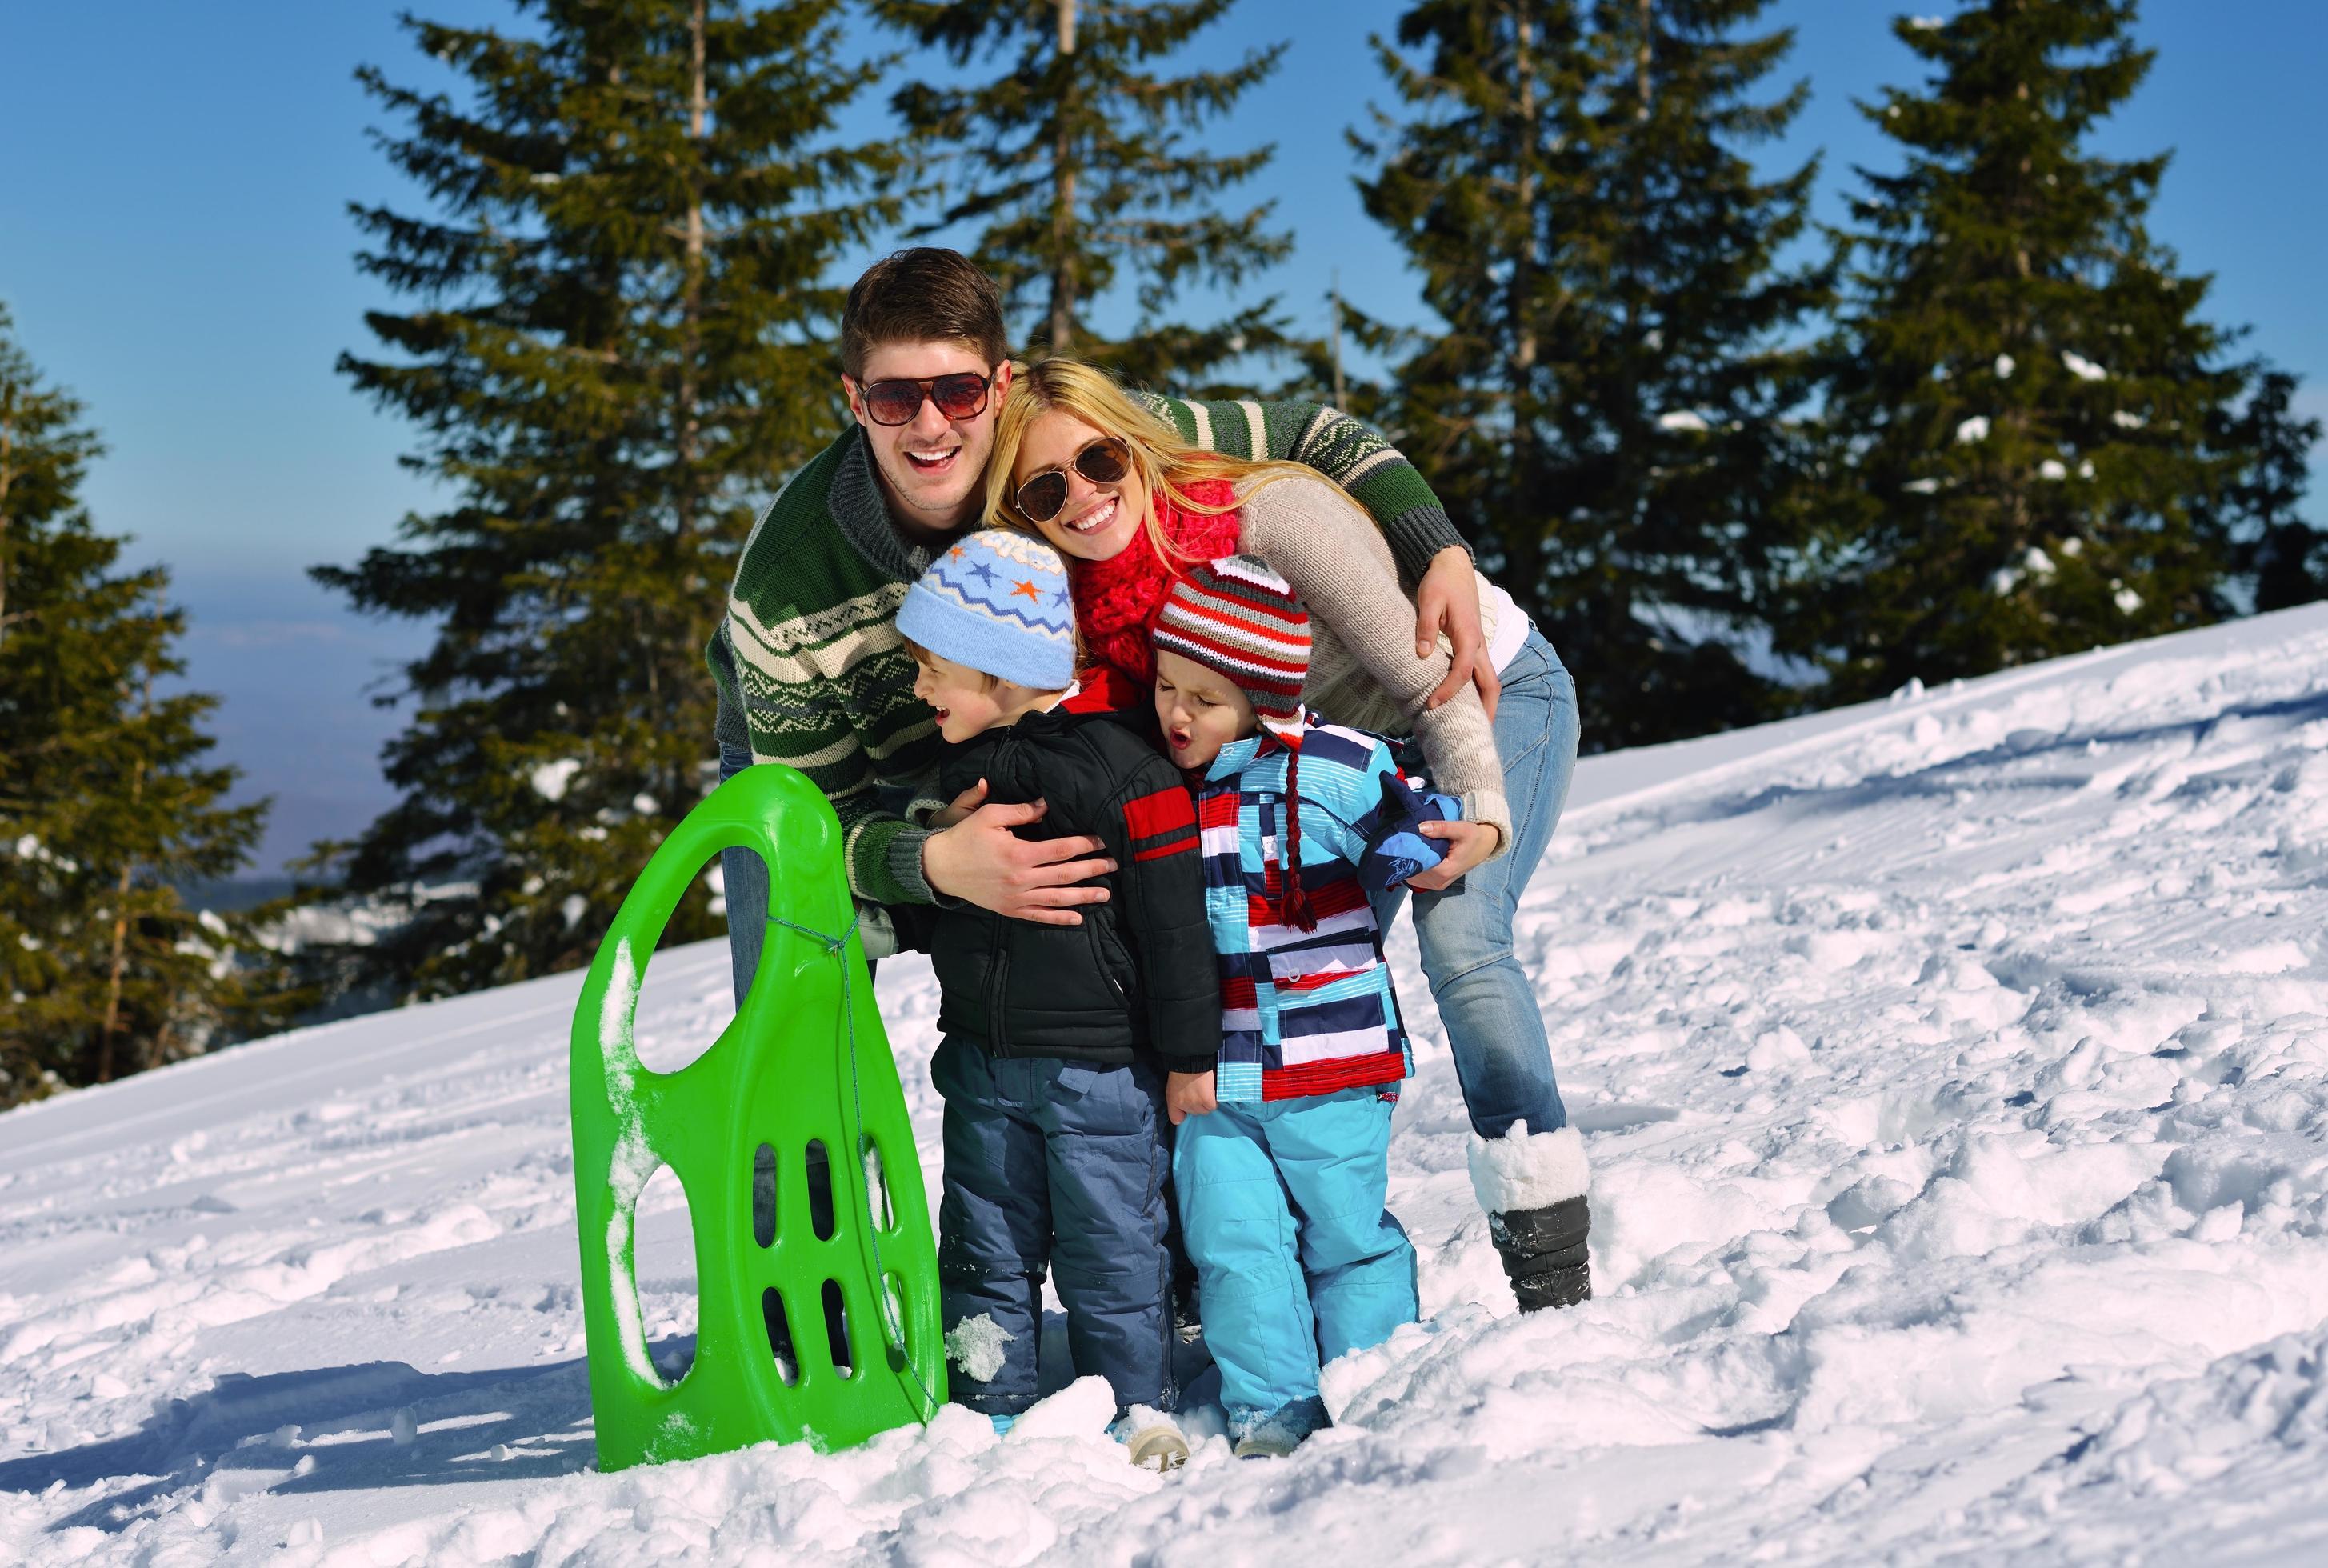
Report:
1656,410,1709,434
1956,414,1990,443
2039,458,2068,481
530,758,583,802
7,605,2328,1562
945,1316,1015,1384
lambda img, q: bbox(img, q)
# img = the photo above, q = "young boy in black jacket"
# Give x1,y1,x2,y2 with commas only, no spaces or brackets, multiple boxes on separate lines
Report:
895,528,1218,1470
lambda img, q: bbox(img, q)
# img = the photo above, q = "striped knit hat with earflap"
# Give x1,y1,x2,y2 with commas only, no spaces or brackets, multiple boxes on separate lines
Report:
1150,554,1310,729
1154,555,1323,931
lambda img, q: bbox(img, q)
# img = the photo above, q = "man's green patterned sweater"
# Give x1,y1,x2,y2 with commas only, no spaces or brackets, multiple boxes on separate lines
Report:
706,396,1470,908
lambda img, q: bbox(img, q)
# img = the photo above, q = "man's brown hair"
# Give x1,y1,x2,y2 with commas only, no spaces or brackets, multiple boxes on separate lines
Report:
841,248,1010,381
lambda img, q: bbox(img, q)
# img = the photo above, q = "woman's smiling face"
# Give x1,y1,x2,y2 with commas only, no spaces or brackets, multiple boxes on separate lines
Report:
1012,408,1149,562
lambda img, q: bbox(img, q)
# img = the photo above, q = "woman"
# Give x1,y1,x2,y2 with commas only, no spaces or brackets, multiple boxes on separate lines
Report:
984,358,1592,1312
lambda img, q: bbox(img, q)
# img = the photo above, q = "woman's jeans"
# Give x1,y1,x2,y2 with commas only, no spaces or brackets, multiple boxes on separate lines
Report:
1374,627,1580,1142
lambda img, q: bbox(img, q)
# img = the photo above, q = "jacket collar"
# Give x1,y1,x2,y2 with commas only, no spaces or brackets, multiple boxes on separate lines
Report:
828,425,934,583
1203,710,1308,783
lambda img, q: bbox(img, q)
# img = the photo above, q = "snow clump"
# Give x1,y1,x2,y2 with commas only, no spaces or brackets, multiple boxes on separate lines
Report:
530,758,583,802
945,1314,1014,1382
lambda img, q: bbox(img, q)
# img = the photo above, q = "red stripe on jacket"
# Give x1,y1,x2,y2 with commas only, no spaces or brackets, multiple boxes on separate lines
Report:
1246,875,1369,932
1261,1051,1409,1100
1123,785,1198,862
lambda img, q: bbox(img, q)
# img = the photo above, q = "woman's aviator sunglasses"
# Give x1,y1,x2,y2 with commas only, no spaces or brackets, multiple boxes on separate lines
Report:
857,370,994,426
1016,437,1133,524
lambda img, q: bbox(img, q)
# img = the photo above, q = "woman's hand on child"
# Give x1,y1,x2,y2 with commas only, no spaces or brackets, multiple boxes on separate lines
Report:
928,777,988,830
1416,546,1499,719
1166,1070,1218,1126
1403,818,1499,892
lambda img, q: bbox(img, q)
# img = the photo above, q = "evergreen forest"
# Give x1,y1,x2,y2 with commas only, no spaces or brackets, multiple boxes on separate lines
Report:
2,0,2318,1095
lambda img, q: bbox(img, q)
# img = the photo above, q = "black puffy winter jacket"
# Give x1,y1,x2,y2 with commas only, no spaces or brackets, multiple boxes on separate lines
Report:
929,694,1220,1074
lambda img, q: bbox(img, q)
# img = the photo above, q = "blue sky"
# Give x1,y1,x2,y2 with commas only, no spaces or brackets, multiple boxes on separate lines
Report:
3,0,2322,870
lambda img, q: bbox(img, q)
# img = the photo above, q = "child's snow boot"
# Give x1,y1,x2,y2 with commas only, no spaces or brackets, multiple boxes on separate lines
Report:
1470,1125,1593,1312
1112,1409,1190,1471
1230,1396,1328,1459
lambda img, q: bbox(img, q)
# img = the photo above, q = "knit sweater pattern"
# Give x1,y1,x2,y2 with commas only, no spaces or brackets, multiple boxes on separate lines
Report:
707,402,1470,907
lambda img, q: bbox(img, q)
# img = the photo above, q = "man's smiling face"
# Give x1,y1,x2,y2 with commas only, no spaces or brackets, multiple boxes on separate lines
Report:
845,340,1013,533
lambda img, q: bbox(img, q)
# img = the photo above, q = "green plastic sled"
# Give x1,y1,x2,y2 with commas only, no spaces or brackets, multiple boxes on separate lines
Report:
569,763,946,1470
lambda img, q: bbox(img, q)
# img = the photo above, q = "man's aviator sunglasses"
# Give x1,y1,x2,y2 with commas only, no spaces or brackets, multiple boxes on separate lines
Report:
1015,437,1133,524
856,370,994,426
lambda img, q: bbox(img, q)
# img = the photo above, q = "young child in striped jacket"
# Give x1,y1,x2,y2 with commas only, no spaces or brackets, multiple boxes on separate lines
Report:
1150,555,1422,1458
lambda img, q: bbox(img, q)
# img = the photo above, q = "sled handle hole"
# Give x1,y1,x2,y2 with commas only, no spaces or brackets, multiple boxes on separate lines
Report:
861,1134,894,1233
806,1140,837,1242
762,1286,799,1386
880,1272,910,1370
822,1278,854,1379
751,1142,778,1249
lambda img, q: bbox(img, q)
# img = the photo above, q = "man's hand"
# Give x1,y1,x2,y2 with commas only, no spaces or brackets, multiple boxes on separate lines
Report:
1166,1070,1218,1126
1402,818,1499,893
922,797,1113,925
926,777,987,831
1416,546,1499,718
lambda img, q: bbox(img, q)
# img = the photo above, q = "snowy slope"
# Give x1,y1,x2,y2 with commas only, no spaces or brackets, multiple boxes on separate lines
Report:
7,605,2328,1566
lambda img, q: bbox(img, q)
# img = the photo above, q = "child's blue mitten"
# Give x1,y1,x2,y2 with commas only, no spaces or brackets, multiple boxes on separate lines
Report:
1360,772,1465,890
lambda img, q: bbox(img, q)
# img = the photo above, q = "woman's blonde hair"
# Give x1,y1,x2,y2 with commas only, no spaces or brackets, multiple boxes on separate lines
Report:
983,357,1346,565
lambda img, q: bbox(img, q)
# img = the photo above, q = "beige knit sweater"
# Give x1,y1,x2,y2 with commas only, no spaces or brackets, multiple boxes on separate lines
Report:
1235,474,1512,854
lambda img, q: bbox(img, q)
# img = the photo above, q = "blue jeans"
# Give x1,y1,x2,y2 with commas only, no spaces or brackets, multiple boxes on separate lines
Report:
1374,627,1580,1141
931,1038,1174,1417
1174,1086,1415,1436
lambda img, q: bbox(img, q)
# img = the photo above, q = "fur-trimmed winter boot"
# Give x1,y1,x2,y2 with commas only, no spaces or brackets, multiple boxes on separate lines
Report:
1469,1125,1592,1311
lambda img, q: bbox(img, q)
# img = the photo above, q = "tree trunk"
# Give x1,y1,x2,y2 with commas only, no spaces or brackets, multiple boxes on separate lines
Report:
1506,3,1544,608
97,748,146,1084
0,389,14,658
1637,0,1653,116
1047,0,1078,354
676,0,706,542
1508,4,1538,382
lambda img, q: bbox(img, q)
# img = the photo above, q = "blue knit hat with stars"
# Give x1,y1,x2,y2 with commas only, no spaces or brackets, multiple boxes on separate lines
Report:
898,528,1077,690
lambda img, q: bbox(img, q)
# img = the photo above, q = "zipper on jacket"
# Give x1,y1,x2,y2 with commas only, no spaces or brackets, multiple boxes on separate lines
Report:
979,727,1021,1058
986,942,1012,1057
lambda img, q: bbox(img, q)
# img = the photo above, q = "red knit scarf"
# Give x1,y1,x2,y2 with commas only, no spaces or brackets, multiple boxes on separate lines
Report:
1070,479,1320,930
1067,478,1241,688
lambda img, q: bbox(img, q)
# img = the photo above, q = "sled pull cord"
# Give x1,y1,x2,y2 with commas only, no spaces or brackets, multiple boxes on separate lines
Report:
769,909,942,1428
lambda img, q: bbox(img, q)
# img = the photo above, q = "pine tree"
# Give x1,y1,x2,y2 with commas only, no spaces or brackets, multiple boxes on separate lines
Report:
2203,365,2322,613
310,0,901,1002
1790,1,2245,700
1356,0,1832,749
870,0,1292,390
0,306,277,1106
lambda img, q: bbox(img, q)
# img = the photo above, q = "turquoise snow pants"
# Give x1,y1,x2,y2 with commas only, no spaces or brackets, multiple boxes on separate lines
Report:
1173,1086,1417,1436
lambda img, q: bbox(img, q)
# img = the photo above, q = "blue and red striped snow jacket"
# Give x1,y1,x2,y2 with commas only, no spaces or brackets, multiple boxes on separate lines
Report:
1194,716,1414,1102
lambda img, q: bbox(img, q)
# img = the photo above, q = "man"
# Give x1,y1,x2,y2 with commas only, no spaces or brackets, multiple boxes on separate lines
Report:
707,247,1492,1001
